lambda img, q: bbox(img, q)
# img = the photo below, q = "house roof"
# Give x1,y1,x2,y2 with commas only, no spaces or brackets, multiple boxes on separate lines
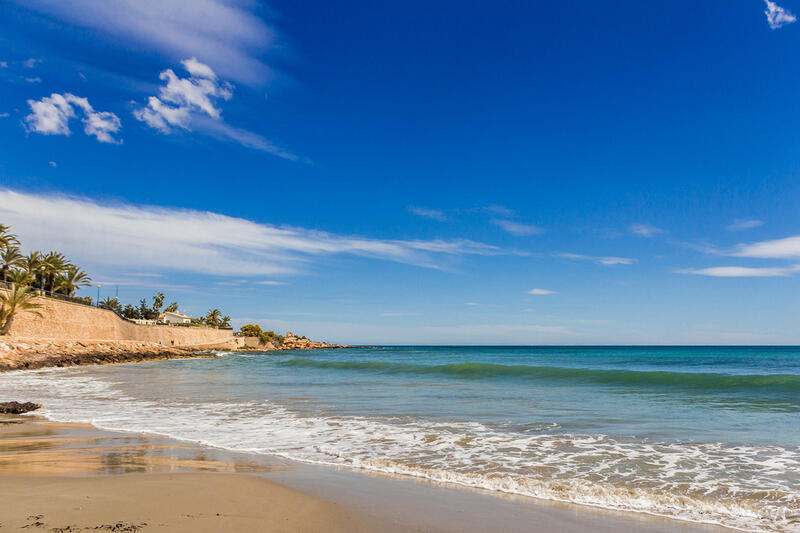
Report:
161,311,191,319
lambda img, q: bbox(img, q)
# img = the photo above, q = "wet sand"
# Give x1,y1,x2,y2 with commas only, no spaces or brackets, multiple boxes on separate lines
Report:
0,415,732,533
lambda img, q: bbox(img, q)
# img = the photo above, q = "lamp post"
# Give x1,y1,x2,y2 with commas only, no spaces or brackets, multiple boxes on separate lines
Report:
96,284,101,307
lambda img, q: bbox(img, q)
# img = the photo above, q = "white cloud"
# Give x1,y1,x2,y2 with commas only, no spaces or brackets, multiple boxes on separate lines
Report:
528,288,556,295
133,58,231,132
491,219,543,236
23,58,42,68
765,0,797,28
0,113,9,118
0,189,504,277
731,235,800,259
556,252,635,266
24,77,42,84
0,61,7,68
14,0,277,86
24,93,122,143
464,302,481,306
409,207,447,221
134,58,293,159
630,223,663,238
48,161,57,167
678,265,800,277
256,280,289,286
726,219,764,231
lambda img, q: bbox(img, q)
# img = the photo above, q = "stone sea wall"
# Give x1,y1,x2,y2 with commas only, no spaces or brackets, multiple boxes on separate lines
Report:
4,290,235,348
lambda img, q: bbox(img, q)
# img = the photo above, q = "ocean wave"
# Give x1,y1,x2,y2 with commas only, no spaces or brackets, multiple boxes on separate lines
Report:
1,369,798,532
280,358,800,394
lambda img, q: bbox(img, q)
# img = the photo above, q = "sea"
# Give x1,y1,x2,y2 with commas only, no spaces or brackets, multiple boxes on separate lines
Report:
1,346,798,532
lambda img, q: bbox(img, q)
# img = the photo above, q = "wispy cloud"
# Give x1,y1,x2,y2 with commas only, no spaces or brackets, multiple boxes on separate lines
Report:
24,77,42,84
555,252,635,266
409,207,447,221
133,58,294,159
48,161,57,167
464,302,481,306
23,58,42,68
14,0,278,86
630,223,663,238
528,288,556,295
727,219,764,231
491,219,543,236
256,280,289,286
0,189,503,277
731,235,800,259
24,93,122,143
677,265,800,277
765,0,797,28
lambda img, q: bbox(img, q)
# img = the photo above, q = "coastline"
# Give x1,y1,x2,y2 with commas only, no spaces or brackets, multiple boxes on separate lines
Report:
0,338,353,371
0,414,732,533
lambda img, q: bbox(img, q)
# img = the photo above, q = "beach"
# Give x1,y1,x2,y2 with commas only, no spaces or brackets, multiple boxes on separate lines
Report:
0,414,731,533
2,346,797,532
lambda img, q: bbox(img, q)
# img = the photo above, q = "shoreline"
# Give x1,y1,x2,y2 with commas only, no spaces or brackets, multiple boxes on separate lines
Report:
0,414,732,533
0,338,356,372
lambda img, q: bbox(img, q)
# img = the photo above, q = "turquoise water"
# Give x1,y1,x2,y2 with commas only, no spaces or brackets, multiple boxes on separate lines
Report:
2,346,799,531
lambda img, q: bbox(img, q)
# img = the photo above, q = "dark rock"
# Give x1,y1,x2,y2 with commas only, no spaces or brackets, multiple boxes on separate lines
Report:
0,401,42,414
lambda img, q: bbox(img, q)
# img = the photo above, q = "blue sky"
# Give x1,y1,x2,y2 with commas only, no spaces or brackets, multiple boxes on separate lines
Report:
2,0,800,344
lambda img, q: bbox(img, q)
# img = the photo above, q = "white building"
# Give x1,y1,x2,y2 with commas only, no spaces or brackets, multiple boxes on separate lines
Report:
160,311,192,325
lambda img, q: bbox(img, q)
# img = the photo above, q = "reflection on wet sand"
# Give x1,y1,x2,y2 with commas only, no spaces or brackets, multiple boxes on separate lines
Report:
0,415,279,475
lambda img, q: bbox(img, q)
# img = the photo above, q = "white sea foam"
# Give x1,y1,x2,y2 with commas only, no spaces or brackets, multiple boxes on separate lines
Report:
1,368,798,532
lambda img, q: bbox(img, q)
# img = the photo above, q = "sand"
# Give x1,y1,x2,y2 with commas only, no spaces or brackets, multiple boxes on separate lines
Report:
0,474,366,532
0,416,370,532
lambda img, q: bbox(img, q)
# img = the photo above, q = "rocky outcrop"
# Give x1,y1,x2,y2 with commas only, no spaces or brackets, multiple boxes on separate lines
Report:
0,339,214,371
279,333,348,350
234,332,350,351
0,401,42,414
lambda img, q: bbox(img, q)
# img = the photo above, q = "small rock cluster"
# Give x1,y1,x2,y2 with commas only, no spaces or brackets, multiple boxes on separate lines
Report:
0,401,41,414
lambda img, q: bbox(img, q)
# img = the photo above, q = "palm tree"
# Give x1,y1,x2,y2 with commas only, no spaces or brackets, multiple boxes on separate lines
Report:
6,269,34,286
204,308,221,327
1,246,23,283
0,284,42,335
23,251,42,275
152,291,165,314
41,251,68,293
99,297,121,313
56,265,91,296
0,225,19,250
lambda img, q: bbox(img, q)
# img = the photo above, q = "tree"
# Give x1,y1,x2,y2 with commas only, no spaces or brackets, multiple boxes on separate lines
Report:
204,308,222,327
241,324,263,337
121,304,139,320
164,301,179,313
220,315,231,328
138,298,156,320
0,284,42,335
41,251,68,293
56,265,91,296
152,292,165,314
23,251,42,275
99,297,121,314
1,246,23,282
0,225,19,251
6,269,33,286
